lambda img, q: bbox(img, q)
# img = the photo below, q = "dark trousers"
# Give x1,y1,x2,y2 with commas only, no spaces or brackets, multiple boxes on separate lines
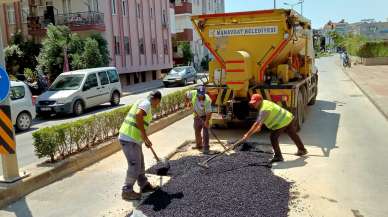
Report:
269,119,306,157
194,116,209,151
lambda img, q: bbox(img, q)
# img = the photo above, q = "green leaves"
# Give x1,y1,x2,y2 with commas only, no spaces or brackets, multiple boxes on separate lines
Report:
32,88,194,162
37,24,110,82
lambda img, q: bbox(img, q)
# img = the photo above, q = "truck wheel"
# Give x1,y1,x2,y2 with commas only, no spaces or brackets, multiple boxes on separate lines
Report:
296,90,304,131
308,86,318,106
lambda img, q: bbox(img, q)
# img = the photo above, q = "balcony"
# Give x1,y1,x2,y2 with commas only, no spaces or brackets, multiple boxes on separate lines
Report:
176,28,193,41
28,11,105,35
175,2,192,14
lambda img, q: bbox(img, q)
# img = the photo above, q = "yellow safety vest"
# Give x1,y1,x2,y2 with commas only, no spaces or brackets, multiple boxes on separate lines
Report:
260,100,293,130
190,90,211,116
119,100,152,143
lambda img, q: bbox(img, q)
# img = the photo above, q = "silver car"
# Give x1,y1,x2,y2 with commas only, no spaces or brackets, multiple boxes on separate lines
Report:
10,81,36,131
36,67,122,117
163,66,197,87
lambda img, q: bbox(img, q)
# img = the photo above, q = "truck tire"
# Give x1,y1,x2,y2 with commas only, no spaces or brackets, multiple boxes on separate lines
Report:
296,90,304,131
308,86,318,106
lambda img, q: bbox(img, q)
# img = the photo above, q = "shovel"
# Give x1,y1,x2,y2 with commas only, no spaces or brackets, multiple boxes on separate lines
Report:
197,138,244,169
147,144,171,176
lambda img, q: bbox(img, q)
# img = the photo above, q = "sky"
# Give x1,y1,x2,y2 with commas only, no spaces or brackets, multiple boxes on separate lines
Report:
225,0,388,29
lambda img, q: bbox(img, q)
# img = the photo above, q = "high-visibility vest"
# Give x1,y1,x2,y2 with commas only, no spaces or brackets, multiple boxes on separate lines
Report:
119,100,152,143
190,90,211,116
260,100,293,130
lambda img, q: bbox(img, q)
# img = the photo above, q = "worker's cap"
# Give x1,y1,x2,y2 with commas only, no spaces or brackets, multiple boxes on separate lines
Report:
197,86,206,97
249,94,263,105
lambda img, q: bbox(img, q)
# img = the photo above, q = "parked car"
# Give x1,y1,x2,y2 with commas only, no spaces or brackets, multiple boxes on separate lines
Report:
36,67,122,117
163,66,197,86
10,81,36,131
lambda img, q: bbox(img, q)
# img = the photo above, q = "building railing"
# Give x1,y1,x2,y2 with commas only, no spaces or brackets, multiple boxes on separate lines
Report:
28,11,104,32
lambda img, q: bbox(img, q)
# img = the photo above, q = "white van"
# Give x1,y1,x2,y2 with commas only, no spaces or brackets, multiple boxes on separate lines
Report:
36,67,122,116
10,81,36,131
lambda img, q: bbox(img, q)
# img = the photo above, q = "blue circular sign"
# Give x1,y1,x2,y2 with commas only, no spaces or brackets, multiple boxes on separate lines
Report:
0,66,10,103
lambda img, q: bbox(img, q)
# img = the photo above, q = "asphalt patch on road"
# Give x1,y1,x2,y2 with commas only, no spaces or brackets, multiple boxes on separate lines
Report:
135,151,290,217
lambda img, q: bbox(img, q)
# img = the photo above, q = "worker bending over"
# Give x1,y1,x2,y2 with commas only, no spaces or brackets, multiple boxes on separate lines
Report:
186,86,217,155
118,91,162,200
241,94,308,163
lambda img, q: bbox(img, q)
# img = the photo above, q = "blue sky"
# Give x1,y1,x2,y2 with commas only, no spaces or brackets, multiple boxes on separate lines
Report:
225,0,388,29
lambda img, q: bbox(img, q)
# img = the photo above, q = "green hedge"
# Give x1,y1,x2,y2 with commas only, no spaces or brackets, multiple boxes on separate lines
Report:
357,41,388,58
33,88,193,162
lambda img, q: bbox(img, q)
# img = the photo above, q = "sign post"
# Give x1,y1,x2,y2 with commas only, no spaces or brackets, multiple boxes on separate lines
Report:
0,54,24,183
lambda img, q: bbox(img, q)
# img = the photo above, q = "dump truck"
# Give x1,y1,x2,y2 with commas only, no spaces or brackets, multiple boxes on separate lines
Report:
191,9,318,129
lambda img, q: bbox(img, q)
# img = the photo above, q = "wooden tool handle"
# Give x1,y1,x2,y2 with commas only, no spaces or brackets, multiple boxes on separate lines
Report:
148,145,161,162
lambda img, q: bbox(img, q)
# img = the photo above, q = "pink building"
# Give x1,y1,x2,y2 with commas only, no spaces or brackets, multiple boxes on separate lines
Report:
0,0,173,86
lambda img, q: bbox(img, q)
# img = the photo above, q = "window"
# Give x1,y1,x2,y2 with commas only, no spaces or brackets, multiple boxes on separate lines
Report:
122,0,127,16
107,70,119,83
84,73,98,89
10,86,25,100
136,3,141,18
111,0,116,15
7,4,15,25
162,9,167,27
124,36,131,55
114,36,120,55
151,38,156,54
21,0,29,23
164,39,169,55
139,38,145,55
150,7,153,19
98,71,110,85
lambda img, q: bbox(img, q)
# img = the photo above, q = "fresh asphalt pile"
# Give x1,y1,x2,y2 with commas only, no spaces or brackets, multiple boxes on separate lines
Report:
134,144,290,217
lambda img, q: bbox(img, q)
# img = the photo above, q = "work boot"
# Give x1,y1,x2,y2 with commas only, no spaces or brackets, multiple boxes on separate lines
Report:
202,150,219,155
122,190,141,201
192,145,203,150
141,183,159,193
269,155,284,163
295,148,308,156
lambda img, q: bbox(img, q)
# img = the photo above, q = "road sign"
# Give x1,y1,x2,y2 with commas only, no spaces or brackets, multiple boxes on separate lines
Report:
0,66,10,103
0,105,15,155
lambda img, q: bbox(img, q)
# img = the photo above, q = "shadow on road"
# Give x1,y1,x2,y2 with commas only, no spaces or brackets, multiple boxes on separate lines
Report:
209,99,341,158
3,198,33,217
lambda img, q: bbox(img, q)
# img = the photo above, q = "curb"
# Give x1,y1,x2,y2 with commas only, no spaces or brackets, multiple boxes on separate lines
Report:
122,83,164,97
341,66,388,121
0,109,192,208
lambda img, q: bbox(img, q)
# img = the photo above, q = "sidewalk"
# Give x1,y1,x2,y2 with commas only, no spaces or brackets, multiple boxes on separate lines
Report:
343,64,388,119
122,80,163,96
0,116,195,217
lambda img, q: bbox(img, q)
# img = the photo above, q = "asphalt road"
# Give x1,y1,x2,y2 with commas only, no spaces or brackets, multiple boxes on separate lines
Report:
0,82,198,176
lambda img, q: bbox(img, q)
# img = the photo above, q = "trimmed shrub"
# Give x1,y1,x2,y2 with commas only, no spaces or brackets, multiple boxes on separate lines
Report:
32,88,193,162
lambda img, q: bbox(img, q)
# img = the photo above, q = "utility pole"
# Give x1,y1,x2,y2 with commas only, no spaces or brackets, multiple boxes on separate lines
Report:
274,0,276,9
300,0,304,16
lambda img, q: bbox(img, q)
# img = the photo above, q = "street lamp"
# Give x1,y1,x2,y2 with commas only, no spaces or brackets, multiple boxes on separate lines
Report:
284,0,305,15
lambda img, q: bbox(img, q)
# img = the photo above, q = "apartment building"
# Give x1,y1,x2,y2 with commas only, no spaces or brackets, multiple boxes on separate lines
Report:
0,0,173,86
173,0,224,69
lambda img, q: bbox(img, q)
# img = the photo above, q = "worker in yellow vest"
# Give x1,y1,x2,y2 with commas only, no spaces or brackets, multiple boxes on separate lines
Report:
186,86,217,155
241,94,308,163
118,91,162,201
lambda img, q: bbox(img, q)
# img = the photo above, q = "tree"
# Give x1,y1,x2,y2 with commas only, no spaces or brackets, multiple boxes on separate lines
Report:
80,38,103,69
180,42,193,65
37,24,74,82
89,33,110,66
37,25,110,82
4,31,41,76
